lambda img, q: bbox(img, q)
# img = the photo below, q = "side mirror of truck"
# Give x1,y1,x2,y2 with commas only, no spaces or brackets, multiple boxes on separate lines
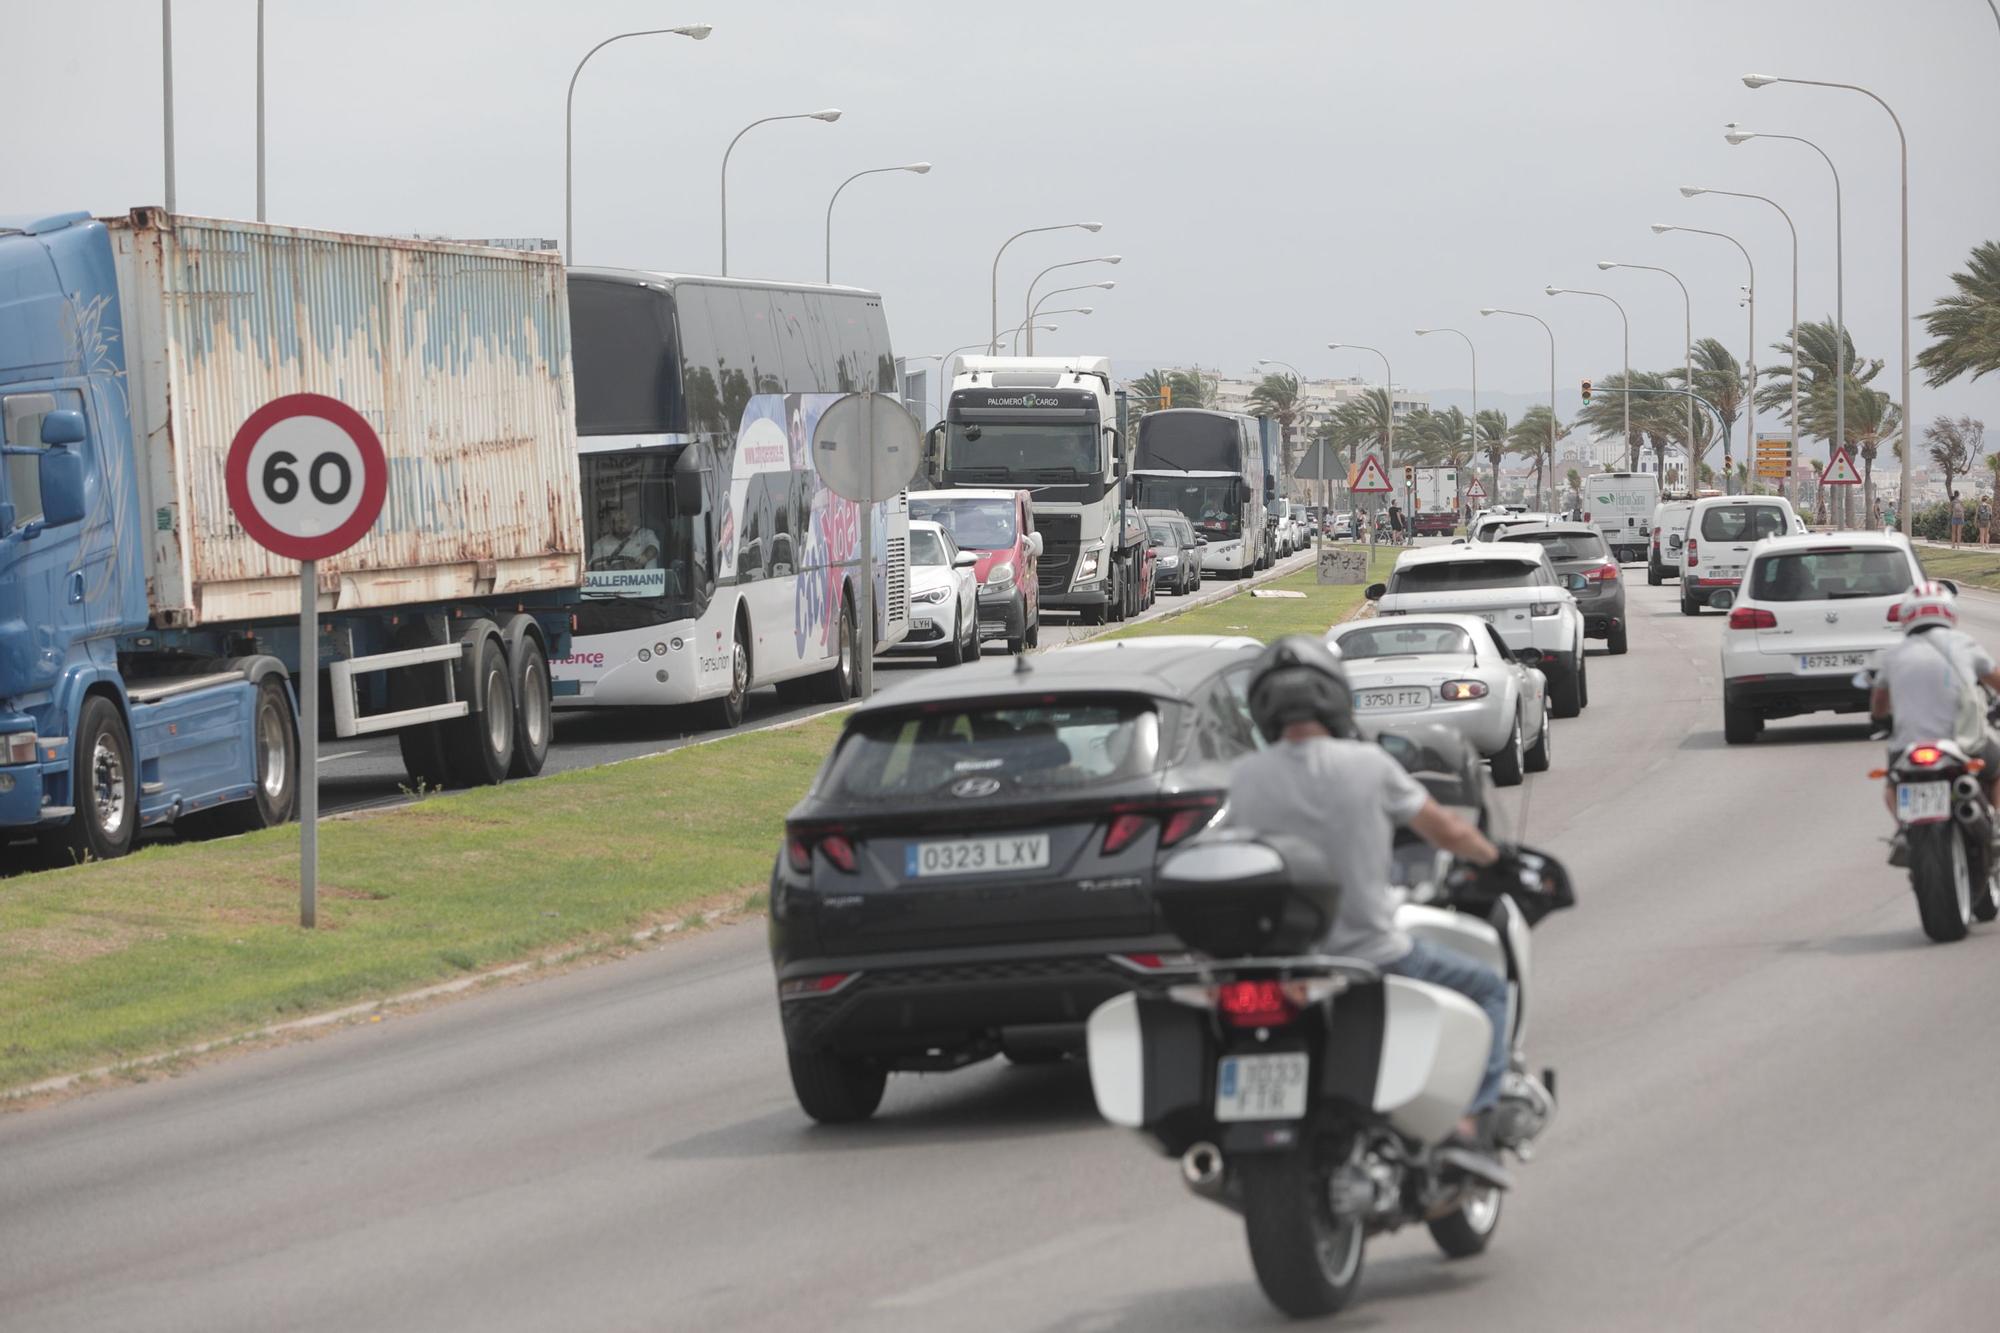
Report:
40,409,87,447
39,446,87,528
924,424,945,482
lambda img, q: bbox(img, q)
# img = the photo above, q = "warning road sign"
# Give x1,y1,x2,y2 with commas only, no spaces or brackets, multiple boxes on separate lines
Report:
1352,454,1393,494
1465,476,1487,502
1821,446,1862,486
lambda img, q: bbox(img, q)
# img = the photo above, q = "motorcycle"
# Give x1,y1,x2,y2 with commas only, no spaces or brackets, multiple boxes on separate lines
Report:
1863,670,2000,942
1084,827,1574,1319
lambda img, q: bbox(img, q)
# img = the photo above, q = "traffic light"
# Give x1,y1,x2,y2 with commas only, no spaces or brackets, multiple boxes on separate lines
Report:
1581,379,1593,405
1403,465,1414,486
1160,383,1172,407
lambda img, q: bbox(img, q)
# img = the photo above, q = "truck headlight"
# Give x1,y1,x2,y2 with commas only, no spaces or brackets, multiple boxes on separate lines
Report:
983,562,1015,591
1076,546,1102,580
4,732,36,765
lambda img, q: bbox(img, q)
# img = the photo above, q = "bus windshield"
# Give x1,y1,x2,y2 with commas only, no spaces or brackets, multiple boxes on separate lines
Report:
945,421,1097,478
577,452,697,615
1133,475,1243,538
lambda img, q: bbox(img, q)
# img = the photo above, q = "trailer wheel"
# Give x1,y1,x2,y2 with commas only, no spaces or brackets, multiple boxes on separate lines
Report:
505,631,551,778
51,695,139,863
180,675,298,836
390,620,453,791
444,630,515,787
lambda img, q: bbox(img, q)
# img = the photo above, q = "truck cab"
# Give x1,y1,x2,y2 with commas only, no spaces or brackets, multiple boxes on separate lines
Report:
932,356,1139,624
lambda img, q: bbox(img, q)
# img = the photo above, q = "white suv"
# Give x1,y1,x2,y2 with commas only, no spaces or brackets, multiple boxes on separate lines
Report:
1680,495,1804,615
1367,543,1590,717
1718,532,1925,744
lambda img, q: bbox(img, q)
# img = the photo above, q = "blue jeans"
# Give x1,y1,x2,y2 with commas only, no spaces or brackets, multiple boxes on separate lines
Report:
1384,937,1510,1115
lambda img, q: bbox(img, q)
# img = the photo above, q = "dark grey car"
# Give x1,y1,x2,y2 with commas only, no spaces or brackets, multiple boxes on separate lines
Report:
1141,509,1202,595
1498,522,1628,655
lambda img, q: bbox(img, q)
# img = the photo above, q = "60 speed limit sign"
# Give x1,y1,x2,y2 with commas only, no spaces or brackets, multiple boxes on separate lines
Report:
225,393,388,560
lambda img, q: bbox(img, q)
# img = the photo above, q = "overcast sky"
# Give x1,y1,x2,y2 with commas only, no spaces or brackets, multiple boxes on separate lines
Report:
6,0,1996,434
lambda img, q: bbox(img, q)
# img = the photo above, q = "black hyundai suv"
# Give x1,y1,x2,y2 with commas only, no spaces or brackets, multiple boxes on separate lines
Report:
768,636,1264,1122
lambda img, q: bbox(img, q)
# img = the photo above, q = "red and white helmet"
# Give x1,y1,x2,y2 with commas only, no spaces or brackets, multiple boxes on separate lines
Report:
1895,580,1958,633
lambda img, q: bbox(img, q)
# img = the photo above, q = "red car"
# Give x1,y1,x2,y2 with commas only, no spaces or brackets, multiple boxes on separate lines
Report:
907,489,1043,653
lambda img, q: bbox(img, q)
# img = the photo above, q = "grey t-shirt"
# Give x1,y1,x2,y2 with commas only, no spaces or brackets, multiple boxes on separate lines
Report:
1226,737,1429,965
1882,628,1996,752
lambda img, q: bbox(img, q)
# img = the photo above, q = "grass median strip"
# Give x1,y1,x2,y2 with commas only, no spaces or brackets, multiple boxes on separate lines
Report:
1107,546,1398,643
1914,546,2000,594
0,714,845,1092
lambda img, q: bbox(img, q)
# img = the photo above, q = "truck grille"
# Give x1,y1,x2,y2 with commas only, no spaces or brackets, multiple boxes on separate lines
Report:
1034,513,1082,593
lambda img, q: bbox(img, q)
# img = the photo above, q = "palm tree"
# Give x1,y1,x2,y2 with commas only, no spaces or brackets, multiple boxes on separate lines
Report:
1166,369,1211,410
1475,409,1509,496
1336,388,1394,465
1849,384,1903,520
1922,415,1986,504
1918,239,2000,387
1248,372,1304,474
1508,405,1567,509
1576,370,1682,471
1666,338,1744,485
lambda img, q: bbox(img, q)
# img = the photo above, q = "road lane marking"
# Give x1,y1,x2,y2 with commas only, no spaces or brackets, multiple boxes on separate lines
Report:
874,1222,1130,1309
315,751,367,764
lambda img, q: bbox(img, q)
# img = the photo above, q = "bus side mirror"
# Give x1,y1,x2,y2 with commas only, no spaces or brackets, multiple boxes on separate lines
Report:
674,470,707,516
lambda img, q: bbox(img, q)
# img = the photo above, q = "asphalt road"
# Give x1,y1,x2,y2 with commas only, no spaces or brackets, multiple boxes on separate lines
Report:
7,569,1999,1331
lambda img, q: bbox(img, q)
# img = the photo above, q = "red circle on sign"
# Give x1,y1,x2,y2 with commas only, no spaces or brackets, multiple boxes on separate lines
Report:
225,393,388,561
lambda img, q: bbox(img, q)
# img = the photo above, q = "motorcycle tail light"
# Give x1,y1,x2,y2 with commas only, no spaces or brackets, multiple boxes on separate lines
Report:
1439,679,1488,700
1908,746,1945,767
1728,607,1777,630
1216,980,1295,1028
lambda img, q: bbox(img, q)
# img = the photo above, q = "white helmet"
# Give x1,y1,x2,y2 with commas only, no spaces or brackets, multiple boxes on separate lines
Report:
1896,580,1958,634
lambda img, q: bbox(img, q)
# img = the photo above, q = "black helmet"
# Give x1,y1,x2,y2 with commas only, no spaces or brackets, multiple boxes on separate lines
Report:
1246,635,1356,742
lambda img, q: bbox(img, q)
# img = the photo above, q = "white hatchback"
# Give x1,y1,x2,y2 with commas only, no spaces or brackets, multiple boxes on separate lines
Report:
1718,532,1925,744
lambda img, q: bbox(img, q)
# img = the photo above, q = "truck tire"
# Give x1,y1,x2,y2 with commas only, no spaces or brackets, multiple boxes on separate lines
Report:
505,631,552,779
181,675,299,836
1108,568,1127,622
51,695,139,863
391,619,454,791
444,628,515,787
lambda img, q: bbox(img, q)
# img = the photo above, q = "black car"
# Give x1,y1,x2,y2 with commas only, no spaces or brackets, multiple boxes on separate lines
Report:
768,636,1264,1122
1497,521,1630,655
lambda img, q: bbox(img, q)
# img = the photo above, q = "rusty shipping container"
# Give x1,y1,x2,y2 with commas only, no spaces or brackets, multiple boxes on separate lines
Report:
107,209,583,627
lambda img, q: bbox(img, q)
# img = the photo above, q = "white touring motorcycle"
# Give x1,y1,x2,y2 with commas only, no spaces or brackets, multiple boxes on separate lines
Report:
1085,789,1573,1317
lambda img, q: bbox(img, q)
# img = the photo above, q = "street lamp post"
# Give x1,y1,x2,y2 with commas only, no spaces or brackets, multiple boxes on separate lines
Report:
721,108,842,276
1546,287,1632,469
1479,309,1559,510
1254,358,1313,538
1599,261,1693,487
1683,186,1802,508
990,223,1103,353
1030,281,1115,332
1652,223,1754,495
1328,342,1395,552
994,321,1059,350
1745,74,1909,534
1725,130,1850,519
1013,308,1093,354
824,162,930,283
1413,329,1477,516
161,1,176,212
1023,256,1120,354
564,23,712,262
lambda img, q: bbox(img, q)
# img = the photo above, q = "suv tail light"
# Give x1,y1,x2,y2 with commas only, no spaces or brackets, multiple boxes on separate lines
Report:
1887,603,1903,623
1728,607,1777,630
1100,796,1222,855
1530,601,1562,617
1103,813,1150,855
787,828,858,873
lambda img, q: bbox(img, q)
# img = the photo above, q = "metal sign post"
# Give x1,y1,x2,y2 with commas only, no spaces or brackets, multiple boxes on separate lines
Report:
811,393,922,701
225,393,388,929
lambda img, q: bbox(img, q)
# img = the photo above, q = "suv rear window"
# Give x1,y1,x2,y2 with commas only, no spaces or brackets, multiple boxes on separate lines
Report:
1499,529,1608,561
1390,559,1540,593
825,698,1162,799
1700,505,1788,542
1748,549,1914,602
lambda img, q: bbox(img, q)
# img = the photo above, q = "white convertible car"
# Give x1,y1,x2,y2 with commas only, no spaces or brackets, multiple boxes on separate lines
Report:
1329,612,1551,786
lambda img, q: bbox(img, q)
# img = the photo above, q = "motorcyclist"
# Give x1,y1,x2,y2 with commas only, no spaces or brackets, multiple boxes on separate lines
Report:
1871,580,2000,864
1227,635,1511,1148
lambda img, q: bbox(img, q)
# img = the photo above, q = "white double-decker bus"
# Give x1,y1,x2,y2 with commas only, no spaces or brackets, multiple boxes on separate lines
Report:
559,270,909,726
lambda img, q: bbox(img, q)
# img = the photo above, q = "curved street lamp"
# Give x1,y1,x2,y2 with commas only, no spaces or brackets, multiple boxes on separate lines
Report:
1029,281,1115,331
721,108,842,275
1744,73,1909,531
1023,255,1121,354
824,162,930,283
990,223,1103,352
564,23,713,260
1652,222,1755,494
1479,309,1558,510
1599,261,1693,480
1013,308,1093,353
1546,286,1632,469
1413,328,1478,479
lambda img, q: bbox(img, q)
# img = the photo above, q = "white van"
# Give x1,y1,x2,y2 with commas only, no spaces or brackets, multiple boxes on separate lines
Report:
1584,471,1660,563
1648,498,1695,585
1679,495,1800,615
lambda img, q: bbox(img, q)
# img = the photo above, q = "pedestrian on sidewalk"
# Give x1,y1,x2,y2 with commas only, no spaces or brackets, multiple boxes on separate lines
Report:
1387,501,1407,546
1950,492,1965,549
1980,493,1993,546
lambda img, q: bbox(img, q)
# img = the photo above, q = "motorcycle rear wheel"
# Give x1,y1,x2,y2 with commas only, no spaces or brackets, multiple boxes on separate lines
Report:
1910,823,1972,943
1240,1152,1366,1318
1427,1185,1503,1258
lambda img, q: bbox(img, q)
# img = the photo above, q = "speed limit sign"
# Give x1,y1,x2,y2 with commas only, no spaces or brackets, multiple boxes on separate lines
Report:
225,392,388,931
225,393,387,561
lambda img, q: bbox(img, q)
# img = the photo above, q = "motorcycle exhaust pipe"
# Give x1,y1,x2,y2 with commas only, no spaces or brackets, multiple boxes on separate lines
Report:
1180,1141,1226,1197
1954,775,1981,801
1957,801,1987,828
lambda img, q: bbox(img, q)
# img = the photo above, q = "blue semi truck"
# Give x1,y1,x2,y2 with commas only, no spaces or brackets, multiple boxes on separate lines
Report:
0,208,583,861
